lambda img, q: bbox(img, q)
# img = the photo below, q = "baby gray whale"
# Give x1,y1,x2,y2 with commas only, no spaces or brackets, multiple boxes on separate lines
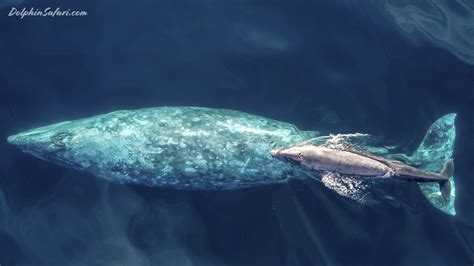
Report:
7,107,457,215
271,145,453,201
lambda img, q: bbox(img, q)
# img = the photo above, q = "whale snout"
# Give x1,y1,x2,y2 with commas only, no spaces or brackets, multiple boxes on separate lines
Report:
7,134,19,145
271,147,304,165
271,148,283,157
7,131,43,148
7,121,76,161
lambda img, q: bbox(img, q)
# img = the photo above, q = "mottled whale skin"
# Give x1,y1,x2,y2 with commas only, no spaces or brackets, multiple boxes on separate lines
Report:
7,108,458,215
7,107,319,189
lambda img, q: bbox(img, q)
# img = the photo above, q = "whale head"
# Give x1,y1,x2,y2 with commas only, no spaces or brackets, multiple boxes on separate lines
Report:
271,146,305,165
8,121,73,162
7,120,97,170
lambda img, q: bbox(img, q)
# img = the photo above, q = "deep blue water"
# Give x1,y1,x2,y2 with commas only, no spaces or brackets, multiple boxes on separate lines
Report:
1,0,474,265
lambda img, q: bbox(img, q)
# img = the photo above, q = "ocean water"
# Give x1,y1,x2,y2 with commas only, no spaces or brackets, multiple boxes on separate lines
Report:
1,0,474,265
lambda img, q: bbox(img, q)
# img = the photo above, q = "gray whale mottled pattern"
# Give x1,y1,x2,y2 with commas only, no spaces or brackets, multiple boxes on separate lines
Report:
7,107,457,215
7,107,318,189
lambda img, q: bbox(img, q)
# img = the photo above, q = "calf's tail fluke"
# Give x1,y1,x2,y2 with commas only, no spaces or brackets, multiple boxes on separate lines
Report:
438,158,454,202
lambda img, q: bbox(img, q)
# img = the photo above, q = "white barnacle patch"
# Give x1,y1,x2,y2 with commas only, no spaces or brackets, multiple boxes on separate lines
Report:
217,120,282,136
161,165,173,175
180,130,211,137
225,143,233,150
195,158,207,167
185,167,196,173
119,127,135,137
166,138,179,145
152,147,163,154
79,160,91,168
136,119,149,126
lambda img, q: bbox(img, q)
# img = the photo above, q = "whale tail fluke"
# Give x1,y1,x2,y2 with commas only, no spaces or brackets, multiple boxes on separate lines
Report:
409,114,457,215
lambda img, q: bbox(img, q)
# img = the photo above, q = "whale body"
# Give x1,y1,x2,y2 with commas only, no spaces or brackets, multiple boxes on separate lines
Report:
271,145,453,201
7,107,457,215
7,107,319,189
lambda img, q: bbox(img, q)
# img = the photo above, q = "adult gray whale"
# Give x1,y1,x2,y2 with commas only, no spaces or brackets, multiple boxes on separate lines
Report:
7,107,319,189
7,107,457,215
